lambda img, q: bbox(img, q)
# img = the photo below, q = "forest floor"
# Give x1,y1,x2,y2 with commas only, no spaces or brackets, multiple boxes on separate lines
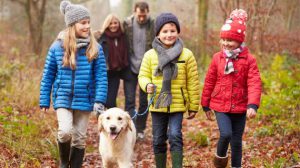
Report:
80,113,300,168
1,85,300,168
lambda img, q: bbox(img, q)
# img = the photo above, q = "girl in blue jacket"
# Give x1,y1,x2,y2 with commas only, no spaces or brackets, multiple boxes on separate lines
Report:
39,1,107,167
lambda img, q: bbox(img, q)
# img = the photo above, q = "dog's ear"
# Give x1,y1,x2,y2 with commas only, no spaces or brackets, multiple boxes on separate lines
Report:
125,112,132,132
98,114,103,132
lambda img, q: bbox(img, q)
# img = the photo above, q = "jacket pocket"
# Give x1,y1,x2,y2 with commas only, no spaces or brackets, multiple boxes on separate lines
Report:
242,89,248,100
54,83,60,98
180,87,187,106
87,85,91,103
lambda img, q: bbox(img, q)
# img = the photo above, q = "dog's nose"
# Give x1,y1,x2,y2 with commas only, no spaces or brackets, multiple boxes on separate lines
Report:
110,126,116,132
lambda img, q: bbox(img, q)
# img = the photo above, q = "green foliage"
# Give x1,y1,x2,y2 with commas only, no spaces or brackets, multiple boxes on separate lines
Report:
263,158,287,168
254,126,273,137
0,54,41,112
187,131,209,147
257,54,300,137
0,52,57,166
0,105,57,166
0,58,23,89
292,152,300,163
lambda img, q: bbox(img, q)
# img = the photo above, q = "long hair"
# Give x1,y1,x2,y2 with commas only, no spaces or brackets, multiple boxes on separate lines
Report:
100,14,124,33
62,25,98,70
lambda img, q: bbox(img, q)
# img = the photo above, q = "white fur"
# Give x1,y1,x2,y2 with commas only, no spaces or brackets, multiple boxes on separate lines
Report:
98,108,136,168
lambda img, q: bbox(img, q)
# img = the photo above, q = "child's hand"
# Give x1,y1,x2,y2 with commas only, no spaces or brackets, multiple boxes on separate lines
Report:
41,107,48,112
205,110,215,121
146,83,156,94
94,103,105,118
246,108,256,119
186,111,197,120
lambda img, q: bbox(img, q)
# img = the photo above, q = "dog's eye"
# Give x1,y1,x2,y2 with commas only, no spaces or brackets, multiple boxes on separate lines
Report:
106,116,110,120
118,117,122,121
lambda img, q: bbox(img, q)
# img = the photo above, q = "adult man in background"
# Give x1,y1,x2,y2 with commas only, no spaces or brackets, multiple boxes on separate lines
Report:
123,1,155,140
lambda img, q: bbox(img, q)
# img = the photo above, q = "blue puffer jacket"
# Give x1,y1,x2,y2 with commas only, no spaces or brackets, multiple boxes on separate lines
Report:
39,40,108,112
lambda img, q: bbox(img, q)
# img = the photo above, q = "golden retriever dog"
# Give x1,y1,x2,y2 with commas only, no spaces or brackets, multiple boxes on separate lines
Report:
98,107,136,168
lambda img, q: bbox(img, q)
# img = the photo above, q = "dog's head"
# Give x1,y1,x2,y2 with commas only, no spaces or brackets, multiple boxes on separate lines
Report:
98,107,132,140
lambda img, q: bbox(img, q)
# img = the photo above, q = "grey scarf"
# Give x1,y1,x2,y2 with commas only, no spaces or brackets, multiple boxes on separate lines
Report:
56,30,90,49
152,37,184,108
76,37,90,48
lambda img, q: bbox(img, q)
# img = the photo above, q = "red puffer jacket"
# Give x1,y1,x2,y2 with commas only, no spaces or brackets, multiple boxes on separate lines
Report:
201,47,262,113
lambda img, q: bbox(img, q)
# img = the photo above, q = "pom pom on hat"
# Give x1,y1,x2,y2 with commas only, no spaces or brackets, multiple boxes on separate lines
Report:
220,9,247,43
230,9,248,21
60,0,70,14
59,0,90,26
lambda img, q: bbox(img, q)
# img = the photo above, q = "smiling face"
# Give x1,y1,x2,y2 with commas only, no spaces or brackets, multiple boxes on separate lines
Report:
98,108,132,140
221,38,241,51
75,18,90,38
108,17,120,33
157,22,179,48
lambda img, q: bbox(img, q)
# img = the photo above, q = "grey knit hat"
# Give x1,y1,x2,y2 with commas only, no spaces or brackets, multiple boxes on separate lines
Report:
155,13,180,35
60,0,90,26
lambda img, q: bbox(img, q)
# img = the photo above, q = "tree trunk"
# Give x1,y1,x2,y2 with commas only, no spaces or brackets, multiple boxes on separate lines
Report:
198,0,209,57
10,0,47,56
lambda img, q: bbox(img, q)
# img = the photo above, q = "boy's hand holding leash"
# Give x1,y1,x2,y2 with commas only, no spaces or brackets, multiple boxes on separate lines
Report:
146,83,156,94
147,83,196,120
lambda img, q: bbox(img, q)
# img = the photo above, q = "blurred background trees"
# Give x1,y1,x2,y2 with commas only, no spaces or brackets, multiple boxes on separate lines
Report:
1,0,299,59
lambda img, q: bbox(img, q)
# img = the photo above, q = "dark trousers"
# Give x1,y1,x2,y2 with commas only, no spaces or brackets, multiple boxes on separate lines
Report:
123,67,148,133
106,70,122,108
106,69,127,108
151,112,183,154
215,111,246,167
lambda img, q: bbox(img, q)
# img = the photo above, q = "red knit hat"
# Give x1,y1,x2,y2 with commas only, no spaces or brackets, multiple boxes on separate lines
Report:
220,9,248,43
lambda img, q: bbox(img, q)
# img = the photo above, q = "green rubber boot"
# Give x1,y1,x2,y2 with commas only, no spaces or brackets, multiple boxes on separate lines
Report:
154,153,167,168
171,151,183,168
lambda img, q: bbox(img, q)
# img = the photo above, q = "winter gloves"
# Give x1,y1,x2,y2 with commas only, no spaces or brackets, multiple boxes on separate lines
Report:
93,103,105,118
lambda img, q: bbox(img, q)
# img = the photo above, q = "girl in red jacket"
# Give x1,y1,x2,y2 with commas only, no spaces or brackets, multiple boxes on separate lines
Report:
201,9,262,168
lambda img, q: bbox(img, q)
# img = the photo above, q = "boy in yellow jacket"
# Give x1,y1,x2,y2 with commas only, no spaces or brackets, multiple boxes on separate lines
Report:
138,13,200,168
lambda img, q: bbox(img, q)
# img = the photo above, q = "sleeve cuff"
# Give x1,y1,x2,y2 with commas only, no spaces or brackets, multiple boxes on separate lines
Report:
188,110,198,113
247,104,258,112
202,106,211,112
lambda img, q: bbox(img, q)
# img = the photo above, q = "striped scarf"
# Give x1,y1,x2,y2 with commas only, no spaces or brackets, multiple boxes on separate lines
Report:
223,43,244,74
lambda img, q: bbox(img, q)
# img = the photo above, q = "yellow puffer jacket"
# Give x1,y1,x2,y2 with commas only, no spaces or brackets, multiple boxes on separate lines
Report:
138,48,200,113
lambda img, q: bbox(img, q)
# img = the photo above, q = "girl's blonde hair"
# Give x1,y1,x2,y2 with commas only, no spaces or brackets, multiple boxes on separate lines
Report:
62,25,98,70
100,14,123,33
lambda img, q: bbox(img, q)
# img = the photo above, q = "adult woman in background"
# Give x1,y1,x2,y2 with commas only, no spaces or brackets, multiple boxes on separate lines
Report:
94,14,129,110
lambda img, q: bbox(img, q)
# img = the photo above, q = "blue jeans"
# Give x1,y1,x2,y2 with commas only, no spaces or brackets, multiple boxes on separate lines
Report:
151,112,183,154
215,112,246,167
123,67,148,133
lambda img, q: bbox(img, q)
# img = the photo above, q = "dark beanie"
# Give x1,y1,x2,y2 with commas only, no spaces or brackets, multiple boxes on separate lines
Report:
155,13,180,35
